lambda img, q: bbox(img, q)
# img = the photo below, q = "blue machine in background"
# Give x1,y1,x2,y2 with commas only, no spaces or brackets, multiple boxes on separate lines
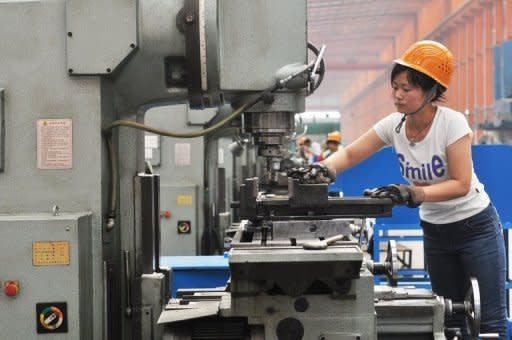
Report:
160,255,229,298
480,39,512,142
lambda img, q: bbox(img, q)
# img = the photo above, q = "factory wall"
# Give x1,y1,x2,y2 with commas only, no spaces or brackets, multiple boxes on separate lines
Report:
340,0,512,143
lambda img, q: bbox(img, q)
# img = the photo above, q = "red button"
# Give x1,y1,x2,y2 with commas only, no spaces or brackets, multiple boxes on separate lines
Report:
4,282,19,297
161,210,171,218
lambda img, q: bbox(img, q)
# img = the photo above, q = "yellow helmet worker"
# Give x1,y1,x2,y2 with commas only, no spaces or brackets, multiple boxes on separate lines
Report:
327,131,341,144
323,131,341,159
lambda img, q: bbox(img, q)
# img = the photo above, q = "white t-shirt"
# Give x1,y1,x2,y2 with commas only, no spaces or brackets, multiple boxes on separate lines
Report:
373,105,490,224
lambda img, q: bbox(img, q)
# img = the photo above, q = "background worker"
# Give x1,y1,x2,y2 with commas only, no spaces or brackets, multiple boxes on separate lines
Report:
295,136,314,165
318,40,506,338
322,131,342,159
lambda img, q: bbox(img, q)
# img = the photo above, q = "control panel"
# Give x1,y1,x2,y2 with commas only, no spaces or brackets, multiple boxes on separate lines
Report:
0,213,92,339
160,185,198,255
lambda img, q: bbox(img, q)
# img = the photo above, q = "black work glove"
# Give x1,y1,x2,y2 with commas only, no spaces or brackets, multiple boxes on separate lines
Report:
287,163,337,184
364,184,424,208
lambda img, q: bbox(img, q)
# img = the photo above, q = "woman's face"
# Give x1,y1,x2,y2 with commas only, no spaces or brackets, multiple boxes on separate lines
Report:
392,71,426,114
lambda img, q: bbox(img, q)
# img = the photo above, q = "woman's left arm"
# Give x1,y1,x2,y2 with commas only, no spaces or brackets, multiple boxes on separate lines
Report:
422,134,473,202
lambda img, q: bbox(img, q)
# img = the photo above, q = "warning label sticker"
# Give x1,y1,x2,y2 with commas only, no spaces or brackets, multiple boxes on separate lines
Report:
37,119,72,169
33,241,70,266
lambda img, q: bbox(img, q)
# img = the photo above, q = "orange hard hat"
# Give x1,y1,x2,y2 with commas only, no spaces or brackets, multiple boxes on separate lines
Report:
298,137,311,146
394,40,454,89
327,131,341,143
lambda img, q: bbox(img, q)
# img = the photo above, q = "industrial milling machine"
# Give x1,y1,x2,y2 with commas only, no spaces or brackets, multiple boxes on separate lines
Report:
0,0,483,339
160,176,483,340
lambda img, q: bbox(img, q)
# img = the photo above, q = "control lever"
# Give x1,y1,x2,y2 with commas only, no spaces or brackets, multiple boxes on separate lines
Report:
261,222,271,246
310,44,326,82
444,277,482,340
123,250,132,317
302,234,344,250
367,240,399,287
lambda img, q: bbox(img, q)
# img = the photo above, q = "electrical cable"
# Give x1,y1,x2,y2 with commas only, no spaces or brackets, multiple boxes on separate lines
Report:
106,102,252,139
102,61,318,230
105,135,117,230
103,101,252,231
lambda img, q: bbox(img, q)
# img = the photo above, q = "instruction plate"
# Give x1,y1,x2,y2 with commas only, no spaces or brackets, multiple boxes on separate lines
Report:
32,241,70,266
37,119,73,169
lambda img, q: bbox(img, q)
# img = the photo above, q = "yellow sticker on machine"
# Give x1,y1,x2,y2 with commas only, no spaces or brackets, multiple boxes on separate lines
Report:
176,195,193,206
32,241,70,266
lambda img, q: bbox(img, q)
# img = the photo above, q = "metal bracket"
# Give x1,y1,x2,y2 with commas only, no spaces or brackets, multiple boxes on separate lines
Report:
66,0,137,74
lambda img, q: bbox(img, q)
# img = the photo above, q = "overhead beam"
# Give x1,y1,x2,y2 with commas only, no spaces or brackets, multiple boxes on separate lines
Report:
308,12,417,22
323,50,382,58
307,0,380,9
327,61,389,70
307,0,431,11
309,33,392,40
308,25,397,33
307,0,430,8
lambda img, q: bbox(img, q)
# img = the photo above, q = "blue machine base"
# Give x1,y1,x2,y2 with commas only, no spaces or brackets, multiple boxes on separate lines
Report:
160,255,230,297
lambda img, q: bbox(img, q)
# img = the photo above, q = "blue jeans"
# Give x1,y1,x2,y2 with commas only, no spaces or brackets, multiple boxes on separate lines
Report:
421,203,507,339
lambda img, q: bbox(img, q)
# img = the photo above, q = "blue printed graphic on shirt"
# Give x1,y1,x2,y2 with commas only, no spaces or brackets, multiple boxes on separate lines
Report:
397,153,446,184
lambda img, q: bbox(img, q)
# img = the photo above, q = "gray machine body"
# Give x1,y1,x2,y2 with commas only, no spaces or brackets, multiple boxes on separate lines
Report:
161,241,377,339
0,213,92,339
226,244,376,340
159,184,199,255
374,286,446,339
160,221,448,339
0,0,452,339
216,0,306,91
145,104,216,255
0,0,307,339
